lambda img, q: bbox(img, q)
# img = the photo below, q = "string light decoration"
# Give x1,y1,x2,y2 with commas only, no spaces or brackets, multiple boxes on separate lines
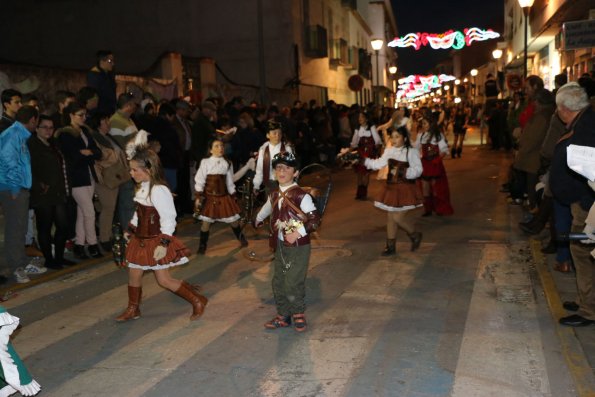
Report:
388,27,500,50
396,74,456,100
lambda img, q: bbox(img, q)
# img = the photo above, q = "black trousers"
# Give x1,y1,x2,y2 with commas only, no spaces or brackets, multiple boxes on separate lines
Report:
34,202,69,265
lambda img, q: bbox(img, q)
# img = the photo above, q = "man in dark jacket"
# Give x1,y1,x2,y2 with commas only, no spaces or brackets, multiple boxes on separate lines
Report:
150,103,183,193
550,82,595,327
87,50,117,116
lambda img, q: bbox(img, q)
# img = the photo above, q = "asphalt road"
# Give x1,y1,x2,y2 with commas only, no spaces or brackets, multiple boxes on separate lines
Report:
1,132,594,397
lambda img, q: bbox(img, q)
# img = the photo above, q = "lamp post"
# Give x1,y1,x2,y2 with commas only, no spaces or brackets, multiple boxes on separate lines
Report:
518,0,534,79
492,49,503,97
492,49,503,73
371,39,384,104
470,68,478,104
470,68,487,144
389,65,397,106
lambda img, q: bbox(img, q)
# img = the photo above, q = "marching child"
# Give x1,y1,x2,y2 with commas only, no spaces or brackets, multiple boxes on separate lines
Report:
194,138,248,254
363,127,423,256
116,131,208,322
253,119,293,194
414,116,454,216
254,152,321,332
350,111,382,200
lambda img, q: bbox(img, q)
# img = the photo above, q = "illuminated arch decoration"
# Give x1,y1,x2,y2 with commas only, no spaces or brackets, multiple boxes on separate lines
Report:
396,74,456,99
388,28,500,50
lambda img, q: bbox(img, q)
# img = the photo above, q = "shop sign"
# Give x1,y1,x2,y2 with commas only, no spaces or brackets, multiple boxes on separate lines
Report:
563,19,595,50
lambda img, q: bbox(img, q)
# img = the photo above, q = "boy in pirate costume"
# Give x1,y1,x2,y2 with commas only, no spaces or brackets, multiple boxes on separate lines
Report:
252,119,293,195
254,152,320,332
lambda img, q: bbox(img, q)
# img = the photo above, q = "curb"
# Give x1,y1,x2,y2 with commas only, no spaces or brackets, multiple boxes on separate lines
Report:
0,255,111,296
530,239,595,396
0,216,200,297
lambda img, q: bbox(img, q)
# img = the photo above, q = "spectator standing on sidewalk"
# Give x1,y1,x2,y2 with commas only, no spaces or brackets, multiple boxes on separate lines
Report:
0,89,22,134
56,103,103,260
76,87,100,120
50,90,75,130
109,93,138,228
149,103,183,194
549,82,595,327
513,89,555,212
28,115,72,269
0,106,48,283
89,113,130,252
172,99,194,215
87,50,117,116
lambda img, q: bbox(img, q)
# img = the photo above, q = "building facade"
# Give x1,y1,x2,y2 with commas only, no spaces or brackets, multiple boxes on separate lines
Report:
0,0,398,106
502,0,595,91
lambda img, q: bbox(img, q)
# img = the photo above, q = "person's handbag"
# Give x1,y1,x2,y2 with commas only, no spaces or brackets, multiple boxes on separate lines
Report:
101,156,131,189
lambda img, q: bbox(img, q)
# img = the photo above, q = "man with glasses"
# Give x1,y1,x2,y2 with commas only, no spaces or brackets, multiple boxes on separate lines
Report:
87,50,117,115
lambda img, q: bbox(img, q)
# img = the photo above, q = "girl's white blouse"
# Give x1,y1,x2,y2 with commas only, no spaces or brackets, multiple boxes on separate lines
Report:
194,156,236,195
414,132,449,155
350,125,381,148
130,181,177,236
365,146,422,180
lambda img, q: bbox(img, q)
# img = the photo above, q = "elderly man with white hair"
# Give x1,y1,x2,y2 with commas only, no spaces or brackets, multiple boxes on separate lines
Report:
550,82,595,327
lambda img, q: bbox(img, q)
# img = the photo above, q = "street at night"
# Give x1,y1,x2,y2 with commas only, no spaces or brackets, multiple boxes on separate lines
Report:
0,130,593,396
1,0,595,396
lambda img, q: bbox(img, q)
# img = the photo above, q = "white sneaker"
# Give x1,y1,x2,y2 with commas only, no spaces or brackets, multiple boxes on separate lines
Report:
14,268,31,284
24,263,47,275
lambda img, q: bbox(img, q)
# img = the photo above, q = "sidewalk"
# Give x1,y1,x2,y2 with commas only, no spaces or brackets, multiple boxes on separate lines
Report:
502,186,595,395
529,230,595,394
0,210,195,293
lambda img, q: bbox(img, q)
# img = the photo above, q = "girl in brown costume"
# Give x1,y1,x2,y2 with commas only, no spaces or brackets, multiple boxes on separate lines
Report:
362,127,423,256
116,132,207,322
194,139,248,254
350,111,382,200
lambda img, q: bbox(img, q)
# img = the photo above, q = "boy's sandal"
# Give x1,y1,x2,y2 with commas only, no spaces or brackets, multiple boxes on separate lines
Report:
292,314,307,332
264,315,291,329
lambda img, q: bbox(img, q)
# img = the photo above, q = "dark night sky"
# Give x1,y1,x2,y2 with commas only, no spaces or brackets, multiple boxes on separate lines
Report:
390,0,504,75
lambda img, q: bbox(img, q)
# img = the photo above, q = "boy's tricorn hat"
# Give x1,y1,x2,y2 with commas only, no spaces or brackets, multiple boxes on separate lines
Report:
266,119,282,133
272,151,297,168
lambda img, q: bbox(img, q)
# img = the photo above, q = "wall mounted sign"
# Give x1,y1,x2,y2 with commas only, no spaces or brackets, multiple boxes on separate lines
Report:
563,19,595,50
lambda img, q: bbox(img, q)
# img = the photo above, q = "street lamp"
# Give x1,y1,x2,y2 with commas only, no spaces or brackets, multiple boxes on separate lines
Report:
371,39,384,104
492,49,503,76
470,69,478,104
518,0,534,78
388,66,397,106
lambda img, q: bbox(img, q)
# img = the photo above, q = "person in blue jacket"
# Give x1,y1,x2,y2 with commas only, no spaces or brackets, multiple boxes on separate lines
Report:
0,106,48,284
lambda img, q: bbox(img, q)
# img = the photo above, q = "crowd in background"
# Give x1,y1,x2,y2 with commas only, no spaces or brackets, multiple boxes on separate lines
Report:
1,48,594,293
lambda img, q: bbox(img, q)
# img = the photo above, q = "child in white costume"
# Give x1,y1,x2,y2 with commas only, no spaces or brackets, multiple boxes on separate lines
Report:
194,138,248,254
363,127,423,256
